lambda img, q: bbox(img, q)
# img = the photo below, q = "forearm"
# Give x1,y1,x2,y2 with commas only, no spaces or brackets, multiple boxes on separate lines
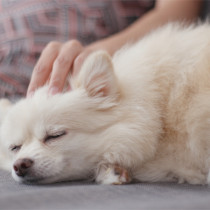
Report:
91,0,202,55
27,0,203,95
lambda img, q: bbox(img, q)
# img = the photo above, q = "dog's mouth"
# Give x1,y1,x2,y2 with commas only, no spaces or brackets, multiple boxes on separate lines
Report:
20,176,62,185
23,177,46,184
15,175,48,184
12,164,66,184
13,172,60,185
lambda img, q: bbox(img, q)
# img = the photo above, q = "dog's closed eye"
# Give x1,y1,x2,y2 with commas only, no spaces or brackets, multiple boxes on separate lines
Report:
10,145,22,153
44,131,67,143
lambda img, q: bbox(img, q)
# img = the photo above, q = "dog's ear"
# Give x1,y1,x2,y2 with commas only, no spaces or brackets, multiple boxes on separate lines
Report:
72,51,119,101
0,99,12,126
0,99,13,171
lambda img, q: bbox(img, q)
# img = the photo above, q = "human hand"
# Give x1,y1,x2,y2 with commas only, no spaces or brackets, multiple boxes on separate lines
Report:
27,40,98,97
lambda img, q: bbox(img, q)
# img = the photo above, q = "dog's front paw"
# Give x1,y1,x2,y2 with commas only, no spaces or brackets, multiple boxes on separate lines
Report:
95,163,131,185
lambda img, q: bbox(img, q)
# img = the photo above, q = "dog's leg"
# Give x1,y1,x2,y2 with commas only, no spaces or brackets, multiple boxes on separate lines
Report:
95,163,131,185
94,120,160,184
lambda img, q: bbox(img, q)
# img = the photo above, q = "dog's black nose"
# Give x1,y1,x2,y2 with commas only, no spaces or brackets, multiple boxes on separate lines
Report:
13,158,34,177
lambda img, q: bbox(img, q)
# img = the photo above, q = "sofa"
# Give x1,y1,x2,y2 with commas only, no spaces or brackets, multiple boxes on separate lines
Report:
0,169,209,210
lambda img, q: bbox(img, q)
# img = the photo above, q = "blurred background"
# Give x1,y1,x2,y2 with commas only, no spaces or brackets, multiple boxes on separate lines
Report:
0,0,208,100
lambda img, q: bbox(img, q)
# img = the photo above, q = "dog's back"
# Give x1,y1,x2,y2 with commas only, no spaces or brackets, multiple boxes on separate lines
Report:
112,23,210,184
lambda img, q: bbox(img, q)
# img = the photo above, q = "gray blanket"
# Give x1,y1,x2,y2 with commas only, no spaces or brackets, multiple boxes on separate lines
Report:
0,169,209,210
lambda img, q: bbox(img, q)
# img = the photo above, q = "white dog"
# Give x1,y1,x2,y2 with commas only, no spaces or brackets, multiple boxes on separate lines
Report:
0,23,210,185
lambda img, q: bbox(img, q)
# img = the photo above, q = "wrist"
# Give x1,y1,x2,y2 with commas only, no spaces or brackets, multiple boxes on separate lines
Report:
88,33,128,56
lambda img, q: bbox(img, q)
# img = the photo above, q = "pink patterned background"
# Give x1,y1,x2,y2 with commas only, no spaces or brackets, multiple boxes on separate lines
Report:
0,0,154,99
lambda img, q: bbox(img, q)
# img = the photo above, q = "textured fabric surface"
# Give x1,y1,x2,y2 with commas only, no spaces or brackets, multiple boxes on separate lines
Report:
0,0,154,99
0,169,209,210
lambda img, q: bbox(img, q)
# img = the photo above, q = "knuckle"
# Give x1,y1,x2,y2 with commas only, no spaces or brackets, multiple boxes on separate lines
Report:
46,41,60,50
67,39,82,49
34,63,46,73
54,56,69,67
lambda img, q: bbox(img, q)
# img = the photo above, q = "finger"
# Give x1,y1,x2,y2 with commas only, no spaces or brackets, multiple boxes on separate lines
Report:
48,40,83,95
72,48,93,77
27,41,61,97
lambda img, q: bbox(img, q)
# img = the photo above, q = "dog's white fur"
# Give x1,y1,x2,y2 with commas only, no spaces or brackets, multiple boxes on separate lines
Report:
0,23,210,185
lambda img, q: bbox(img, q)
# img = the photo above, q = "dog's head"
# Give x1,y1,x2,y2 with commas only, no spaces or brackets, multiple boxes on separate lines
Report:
0,51,121,184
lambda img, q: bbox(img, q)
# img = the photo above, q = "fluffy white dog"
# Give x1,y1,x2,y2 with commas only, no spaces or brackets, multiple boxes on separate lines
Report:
0,23,210,185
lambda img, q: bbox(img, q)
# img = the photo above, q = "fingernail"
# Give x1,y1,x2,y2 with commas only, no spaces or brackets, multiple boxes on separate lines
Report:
48,87,59,95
